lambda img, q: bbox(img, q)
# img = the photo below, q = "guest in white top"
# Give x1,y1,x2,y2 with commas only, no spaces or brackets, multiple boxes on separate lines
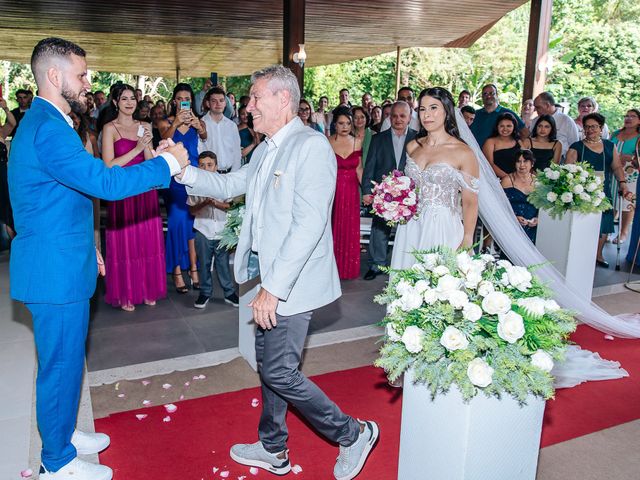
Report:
187,150,238,309
533,92,580,157
199,86,242,173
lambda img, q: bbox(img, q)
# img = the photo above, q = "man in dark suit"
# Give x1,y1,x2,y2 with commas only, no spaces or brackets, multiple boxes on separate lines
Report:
362,101,417,280
9,37,188,480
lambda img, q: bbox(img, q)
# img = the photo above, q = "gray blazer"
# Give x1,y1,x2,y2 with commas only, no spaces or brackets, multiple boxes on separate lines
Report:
179,117,341,316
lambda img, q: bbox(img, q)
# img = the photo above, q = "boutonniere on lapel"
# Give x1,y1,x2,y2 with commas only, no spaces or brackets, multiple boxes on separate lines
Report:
273,170,284,189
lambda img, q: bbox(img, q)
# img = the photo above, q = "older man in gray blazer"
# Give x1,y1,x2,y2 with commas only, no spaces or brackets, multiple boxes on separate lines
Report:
176,65,378,480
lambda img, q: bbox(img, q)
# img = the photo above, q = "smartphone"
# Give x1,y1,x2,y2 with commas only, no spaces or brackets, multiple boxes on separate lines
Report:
137,125,145,137
210,72,218,86
180,100,191,110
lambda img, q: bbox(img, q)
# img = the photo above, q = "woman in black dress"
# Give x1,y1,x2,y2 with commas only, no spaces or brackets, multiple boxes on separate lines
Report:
521,114,562,171
482,112,520,179
0,97,17,240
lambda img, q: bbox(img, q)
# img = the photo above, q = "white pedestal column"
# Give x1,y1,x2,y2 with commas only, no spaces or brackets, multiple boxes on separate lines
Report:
398,369,546,480
536,210,601,300
238,276,260,371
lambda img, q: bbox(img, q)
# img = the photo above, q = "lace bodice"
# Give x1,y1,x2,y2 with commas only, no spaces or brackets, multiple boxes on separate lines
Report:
405,157,479,216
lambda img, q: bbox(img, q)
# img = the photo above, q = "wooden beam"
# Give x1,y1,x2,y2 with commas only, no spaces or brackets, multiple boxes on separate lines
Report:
523,0,553,102
283,0,305,93
395,46,402,97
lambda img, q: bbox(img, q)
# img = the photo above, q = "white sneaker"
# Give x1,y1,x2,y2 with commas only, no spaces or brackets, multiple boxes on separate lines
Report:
39,457,113,480
71,430,111,455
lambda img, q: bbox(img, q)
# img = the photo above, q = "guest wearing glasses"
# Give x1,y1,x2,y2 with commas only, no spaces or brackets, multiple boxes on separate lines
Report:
298,99,323,132
575,97,610,140
566,113,631,268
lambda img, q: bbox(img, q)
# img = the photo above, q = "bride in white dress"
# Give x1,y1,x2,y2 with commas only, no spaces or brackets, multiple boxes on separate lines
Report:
390,87,629,387
391,88,479,269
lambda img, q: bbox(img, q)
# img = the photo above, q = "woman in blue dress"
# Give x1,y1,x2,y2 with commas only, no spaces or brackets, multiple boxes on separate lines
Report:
158,83,207,292
565,113,631,269
501,149,538,242
625,136,640,265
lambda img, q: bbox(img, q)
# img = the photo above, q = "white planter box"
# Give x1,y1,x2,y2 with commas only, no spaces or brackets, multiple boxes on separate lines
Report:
398,369,546,480
536,209,601,301
238,276,260,371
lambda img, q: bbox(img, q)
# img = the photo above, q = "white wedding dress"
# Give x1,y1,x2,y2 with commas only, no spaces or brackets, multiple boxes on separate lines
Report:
388,111,630,388
390,158,479,270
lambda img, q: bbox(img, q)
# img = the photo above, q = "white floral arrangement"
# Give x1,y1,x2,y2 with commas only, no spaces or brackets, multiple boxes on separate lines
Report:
218,202,246,251
375,247,577,402
529,162,612,219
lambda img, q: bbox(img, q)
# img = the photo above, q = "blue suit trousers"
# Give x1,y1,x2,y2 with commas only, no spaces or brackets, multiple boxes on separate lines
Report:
27,301,89,472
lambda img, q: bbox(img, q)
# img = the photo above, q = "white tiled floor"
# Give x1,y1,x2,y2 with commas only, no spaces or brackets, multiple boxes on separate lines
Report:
0,254,36,479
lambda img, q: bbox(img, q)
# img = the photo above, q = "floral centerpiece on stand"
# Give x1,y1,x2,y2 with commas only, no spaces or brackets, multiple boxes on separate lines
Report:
370,169,419,226
217,196,246,251
528,162,612,219
375,246,577,402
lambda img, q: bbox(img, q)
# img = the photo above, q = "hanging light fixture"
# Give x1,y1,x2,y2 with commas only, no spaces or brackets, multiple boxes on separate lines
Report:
293,44,307,68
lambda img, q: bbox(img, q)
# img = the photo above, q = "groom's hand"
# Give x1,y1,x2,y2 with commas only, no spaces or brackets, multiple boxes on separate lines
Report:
249,288,279,330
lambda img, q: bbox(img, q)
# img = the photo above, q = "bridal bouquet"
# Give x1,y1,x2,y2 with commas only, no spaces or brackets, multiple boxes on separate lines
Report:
217,199,246,251
370,170,419,226
375,247,577,402
529,162,612,219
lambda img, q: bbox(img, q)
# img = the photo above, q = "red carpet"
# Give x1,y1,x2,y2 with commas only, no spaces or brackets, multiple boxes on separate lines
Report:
97,325,640,479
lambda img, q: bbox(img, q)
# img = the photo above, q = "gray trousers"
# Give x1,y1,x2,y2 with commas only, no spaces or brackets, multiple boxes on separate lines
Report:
256,311,360,452
367,215,392,271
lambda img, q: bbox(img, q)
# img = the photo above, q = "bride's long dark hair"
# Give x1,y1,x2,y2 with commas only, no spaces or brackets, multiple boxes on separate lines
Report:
416,87,465,146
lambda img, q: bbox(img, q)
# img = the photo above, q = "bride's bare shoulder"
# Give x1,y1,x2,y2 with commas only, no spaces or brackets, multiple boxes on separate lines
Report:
406,138,420,157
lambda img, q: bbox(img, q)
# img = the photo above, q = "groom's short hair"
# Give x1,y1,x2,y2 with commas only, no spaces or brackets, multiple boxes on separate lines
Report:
31,37,86,85
251,65,300,114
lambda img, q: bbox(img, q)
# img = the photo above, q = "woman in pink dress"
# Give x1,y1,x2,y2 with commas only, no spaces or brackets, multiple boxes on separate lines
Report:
101,84,167,311
329,110,363,279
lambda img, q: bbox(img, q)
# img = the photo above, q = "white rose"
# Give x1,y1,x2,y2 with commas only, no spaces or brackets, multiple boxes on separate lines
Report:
496,259,512,269
467,358,494,387
593,197,602,207
423,288,438,304
422,253,440,270
436,274,461,295
432,265,450,277
477,280,495,297
482,291,512,315
463,303,483,322
550,170,561,180
565,164,578,173
500,272,511,287
400,291,423,311
386,323,402,341
594,176,602,185
544,299,561,312
516,297,546,317
565,173,574,180
414,280,431,294
464,271,483,289
448,290,469,309
597,190,605,199
411,262,427,274
395,279,412,296
585,182,597,192
480,254,495,263
573,184,584,194
440,326,470,351
579,192,591,201
580,171,589,180
505,265,533,292
386,299,403,314
546,192,558,202
402,325,425,353
497,311,526,343
398,176,411,188
544,168,554,179
402,196,415,205
561,192,573,203
531,349,554,372
456,252,473,273
470,259,486,273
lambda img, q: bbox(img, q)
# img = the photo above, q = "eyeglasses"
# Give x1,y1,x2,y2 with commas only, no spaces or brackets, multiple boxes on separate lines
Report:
298,108,310,113
584,124,601,130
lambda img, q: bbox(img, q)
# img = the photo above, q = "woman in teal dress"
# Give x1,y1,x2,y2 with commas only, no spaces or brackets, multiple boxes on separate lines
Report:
158,83,207,292
237,105,259,164
626,136,640,265
610,108,640,244
566,113,631,269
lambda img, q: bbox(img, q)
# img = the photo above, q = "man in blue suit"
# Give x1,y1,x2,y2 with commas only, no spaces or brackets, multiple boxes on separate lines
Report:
8,38,189,480
361,101,417,280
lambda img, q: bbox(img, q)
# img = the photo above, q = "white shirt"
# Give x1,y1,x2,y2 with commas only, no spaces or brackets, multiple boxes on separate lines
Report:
391,127,409,167
380,110,420,133
199,113,242,172
551,109,580,156
251,118,298,252
187,195,228,240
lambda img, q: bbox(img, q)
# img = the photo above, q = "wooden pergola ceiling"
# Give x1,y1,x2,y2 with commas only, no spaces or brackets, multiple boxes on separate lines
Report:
0,0,527,77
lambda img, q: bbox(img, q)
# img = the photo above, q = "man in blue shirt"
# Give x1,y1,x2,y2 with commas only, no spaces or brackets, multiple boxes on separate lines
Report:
470,84,528,148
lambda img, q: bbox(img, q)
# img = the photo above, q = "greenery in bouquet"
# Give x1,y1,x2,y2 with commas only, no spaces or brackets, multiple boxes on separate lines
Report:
217,199,246,251
374,247,577,403
528,162,612,219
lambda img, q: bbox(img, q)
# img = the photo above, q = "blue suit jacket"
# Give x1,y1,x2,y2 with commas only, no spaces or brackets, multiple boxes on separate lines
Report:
9,97,171,304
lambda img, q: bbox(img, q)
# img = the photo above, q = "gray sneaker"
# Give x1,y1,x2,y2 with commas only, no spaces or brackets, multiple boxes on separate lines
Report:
334,420,379,480
230,441,291,476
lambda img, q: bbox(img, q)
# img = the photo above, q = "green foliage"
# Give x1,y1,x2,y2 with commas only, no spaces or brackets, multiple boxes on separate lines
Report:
217,200,246,251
